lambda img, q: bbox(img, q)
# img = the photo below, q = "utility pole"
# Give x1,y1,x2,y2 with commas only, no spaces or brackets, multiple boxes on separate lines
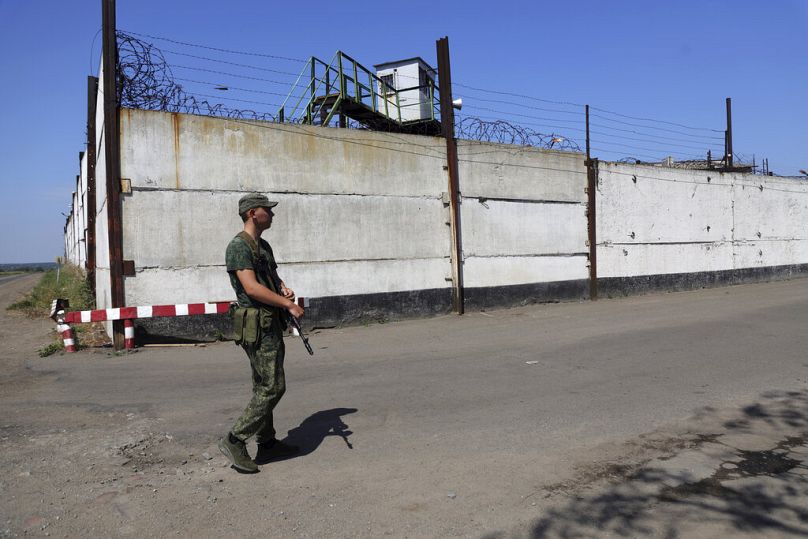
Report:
86,75,98,297
725,97,733,170
436,36,464,314
102,0,125,349
585,105,598,300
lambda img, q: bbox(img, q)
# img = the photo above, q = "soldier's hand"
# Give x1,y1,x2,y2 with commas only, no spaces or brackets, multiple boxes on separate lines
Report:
281,285,295,301
288,303,304,319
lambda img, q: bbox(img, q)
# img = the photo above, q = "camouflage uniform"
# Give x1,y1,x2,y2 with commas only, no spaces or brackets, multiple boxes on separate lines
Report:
226,235,286,444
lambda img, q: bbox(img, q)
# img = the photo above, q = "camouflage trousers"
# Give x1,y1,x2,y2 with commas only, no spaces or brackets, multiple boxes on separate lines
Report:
231,324,286,444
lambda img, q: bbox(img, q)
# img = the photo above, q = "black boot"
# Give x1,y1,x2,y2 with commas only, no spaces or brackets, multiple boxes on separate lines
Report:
255,439,300,464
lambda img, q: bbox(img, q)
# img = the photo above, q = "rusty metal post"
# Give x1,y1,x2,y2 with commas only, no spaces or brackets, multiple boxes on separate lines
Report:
436,36,464,314
586,103,598,300
585,104,590,161
102,0,125,349
725,97,733,170
86,76,98,298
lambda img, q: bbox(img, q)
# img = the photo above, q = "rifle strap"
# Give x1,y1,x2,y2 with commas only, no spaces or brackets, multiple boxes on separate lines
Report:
236,231,278,294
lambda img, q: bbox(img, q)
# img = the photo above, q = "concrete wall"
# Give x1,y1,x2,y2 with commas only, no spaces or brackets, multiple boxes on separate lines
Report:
64,102,808,338
597,162,808,290
457,141,589,306
94,67,112,314
115,109,594,332
64,147,89,267
118,109,451,324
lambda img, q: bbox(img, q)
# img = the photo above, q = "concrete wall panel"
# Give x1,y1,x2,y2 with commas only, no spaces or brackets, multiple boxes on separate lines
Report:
599,241,734,278
733,178,808,241
733,240,808,268
120,109,447,197
122,190,447,268
283,258,450,297
95,119,111,308
462,199,587,257
125,267,233,306
464,255,588,288
598,163,734,244
457,141,586,202
126,256,450,306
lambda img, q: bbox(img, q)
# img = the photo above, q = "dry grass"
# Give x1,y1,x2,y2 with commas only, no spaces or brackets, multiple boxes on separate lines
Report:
8,264,94,318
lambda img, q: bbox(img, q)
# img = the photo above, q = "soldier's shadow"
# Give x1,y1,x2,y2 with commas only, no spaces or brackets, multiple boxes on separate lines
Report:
275,407,358,461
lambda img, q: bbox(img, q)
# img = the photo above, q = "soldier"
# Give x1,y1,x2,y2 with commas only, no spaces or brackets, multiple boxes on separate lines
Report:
218,193,305,473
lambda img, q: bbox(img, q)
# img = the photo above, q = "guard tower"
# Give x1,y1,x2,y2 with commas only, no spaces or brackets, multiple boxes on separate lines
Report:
375,57,437,123
278,51,441,135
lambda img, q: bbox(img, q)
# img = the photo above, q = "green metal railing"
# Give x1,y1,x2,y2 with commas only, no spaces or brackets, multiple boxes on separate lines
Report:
278,51,438,129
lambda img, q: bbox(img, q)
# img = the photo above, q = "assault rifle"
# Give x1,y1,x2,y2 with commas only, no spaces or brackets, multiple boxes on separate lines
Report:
269,273,314,356
287,310,314,356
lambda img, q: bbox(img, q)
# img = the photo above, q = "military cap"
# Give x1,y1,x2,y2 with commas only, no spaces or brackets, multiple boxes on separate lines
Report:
238,193,279,214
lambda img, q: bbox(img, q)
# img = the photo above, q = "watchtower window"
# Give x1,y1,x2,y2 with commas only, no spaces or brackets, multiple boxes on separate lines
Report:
419,67,430,89
380,73,396,95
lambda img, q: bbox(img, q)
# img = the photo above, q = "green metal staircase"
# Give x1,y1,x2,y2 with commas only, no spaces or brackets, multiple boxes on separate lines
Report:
278,51,442,136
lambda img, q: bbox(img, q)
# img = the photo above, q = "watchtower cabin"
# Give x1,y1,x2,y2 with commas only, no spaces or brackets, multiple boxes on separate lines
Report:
374,57,437,123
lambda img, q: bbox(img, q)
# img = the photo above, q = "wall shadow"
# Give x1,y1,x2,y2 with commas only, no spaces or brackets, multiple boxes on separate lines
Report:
529,389,808,538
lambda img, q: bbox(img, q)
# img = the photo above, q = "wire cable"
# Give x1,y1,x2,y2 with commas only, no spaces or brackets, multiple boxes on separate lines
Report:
119,29,307,63
171,64,299,86
590,113,725,141
160,48,302,77
174,77,300,99
589,105,723,133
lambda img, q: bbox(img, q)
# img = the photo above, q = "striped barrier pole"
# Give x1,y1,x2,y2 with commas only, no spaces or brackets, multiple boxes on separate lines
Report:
61,301,232,324
52,300,234,353
55,311,77,353
124,319,135,350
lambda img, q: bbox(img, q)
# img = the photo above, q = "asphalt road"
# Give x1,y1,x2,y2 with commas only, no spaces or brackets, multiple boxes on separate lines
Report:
0,273,28,285
2,276,808,537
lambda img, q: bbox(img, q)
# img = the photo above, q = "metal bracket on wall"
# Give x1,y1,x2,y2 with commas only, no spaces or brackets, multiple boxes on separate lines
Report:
122,260,136,276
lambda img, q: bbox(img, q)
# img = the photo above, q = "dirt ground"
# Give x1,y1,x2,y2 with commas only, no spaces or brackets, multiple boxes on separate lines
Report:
1,274,808,538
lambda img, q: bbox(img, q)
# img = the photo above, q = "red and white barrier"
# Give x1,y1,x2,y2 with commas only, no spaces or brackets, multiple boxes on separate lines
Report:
124,319,135,350
56,317,77,353
62,301,232,324
52,300,233,353
51,298,308,353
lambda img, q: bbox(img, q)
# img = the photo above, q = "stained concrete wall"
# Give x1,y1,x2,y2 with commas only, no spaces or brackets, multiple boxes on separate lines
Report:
457,141,589,305
116,109,594,330
66,102,808,337
118,109,451,320
597,162,808,286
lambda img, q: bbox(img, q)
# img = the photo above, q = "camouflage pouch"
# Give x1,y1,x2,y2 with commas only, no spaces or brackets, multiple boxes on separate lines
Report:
259,308,281,333
233,307,260,346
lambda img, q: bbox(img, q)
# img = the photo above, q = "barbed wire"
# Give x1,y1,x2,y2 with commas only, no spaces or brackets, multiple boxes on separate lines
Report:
117,32,277,121
455,116,581,151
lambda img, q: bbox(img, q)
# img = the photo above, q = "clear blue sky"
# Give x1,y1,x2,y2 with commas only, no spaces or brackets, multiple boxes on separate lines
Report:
0,0,805,263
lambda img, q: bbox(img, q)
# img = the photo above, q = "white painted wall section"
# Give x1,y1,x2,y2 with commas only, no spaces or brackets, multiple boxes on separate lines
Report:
597,162,808,278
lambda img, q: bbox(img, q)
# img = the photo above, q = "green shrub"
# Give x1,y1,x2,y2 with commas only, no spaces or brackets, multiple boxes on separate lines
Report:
38,341,65,358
